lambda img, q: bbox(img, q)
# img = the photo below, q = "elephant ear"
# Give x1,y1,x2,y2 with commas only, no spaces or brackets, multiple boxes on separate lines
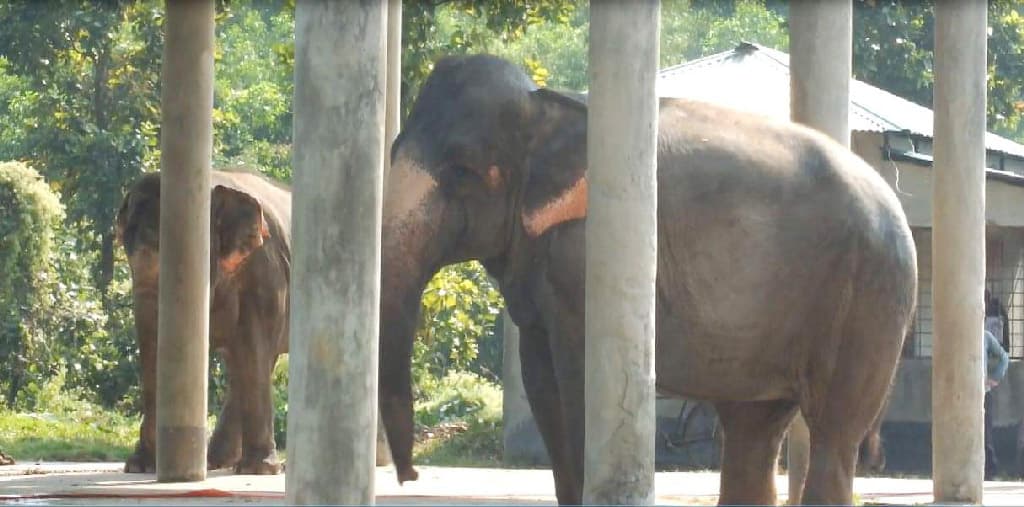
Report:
521,88,589,238
212,185,271,276
114,190,133,247
115,175,161,256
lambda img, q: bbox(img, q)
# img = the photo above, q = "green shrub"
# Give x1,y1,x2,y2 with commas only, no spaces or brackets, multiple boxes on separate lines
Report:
0,161,64,408
413,371,504,467
414,371,502,429
414,261,504,392
272,354,288,449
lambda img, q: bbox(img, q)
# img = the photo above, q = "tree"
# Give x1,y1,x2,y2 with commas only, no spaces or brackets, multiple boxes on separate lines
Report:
848,0,1023,142
0,1,165,301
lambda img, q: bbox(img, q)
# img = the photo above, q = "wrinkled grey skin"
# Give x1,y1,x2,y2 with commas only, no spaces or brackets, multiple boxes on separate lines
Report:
116,167,291,475
378,55,916,505
857,394,889,475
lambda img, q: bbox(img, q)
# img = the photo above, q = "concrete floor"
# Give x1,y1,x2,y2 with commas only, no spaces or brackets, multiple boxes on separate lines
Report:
3,462,1024,505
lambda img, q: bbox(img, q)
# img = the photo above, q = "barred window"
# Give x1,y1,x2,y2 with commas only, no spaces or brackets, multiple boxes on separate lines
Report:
905,227,1024,359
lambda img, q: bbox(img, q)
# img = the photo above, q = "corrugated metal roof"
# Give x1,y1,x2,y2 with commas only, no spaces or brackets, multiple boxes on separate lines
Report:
656,42,1024,160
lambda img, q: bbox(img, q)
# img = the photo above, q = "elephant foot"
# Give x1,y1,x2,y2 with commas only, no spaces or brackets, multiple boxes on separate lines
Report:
235,452,283,475
397,465,419,484
124,447,155,474
207,450,241,471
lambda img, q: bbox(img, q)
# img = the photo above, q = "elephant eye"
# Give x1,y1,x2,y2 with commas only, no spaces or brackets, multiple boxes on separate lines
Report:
440,163,478,194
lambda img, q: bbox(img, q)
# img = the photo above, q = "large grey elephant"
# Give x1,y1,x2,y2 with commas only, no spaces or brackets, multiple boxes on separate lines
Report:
377,55,917,505
116,166,290,475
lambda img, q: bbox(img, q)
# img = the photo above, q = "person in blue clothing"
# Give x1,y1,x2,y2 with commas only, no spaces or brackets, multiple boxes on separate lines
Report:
985,325,1010,480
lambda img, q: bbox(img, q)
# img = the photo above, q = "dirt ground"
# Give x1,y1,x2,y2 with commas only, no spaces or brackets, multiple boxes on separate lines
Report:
3,462,1024,505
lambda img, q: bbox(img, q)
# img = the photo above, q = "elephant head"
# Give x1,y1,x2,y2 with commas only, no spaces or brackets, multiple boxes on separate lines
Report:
379,54,588,482
115,173,271,294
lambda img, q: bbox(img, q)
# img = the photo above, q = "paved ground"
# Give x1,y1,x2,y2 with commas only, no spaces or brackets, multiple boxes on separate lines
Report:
3,462,1024,505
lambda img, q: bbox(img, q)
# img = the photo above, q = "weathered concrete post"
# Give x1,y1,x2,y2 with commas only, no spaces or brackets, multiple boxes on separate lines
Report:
287,1,387,504
155,0,215,483
785,2,852,503
932,0,987,502
502,310,547,465
584,1,660,504
376,0,402,467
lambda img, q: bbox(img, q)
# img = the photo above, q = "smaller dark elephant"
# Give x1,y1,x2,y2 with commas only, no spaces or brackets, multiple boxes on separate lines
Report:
115,166,291,475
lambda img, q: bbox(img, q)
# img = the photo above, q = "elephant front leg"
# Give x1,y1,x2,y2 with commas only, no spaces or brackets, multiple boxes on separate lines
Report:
207,354,243,470
231,343,282,475
125,299,157,474
519,324,582,505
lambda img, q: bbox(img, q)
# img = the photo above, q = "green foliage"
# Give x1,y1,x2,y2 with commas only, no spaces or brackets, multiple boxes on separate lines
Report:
272,355,288,449
849,0,1024,141
0,367,136,462
213,3,294,182
413,262,504,390
0,161,65,408
412,371,503,467
0,1,164,297
400,0,578,113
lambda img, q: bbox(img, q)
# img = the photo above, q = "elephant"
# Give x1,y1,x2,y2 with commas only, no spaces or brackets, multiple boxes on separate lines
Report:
377,54,916,506
857,394,889,474
115,166,291,475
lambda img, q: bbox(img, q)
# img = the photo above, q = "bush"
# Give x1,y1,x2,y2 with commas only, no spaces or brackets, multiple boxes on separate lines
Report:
413,371,504,467
0,161,64,408
415,371,502,429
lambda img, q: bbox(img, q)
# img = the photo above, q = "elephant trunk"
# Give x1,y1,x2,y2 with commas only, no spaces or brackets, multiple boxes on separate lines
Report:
378,156,443,483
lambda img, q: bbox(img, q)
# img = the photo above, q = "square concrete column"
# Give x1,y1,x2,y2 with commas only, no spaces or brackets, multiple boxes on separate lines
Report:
155,0,215,483
376,0,402,467
501,310,548,466
785,2,852,503
932,0,988,503
584,1,660,504
287,1,387,504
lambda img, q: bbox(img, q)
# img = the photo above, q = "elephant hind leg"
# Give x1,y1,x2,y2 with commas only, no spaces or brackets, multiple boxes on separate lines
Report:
801,334,900,504
715,399,799,506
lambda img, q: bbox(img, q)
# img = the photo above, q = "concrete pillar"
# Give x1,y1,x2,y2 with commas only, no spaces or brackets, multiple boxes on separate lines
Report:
501,310,548,466
376,0,402,467
287,1,387,504
155,0,215,483
931,0,987,502
584,1,659,504
786,2,851,502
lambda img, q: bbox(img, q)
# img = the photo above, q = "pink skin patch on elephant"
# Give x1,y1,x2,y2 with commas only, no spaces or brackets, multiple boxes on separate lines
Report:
219,218,270,276
484,165,504,191
522,176,588,237
382,160,439,258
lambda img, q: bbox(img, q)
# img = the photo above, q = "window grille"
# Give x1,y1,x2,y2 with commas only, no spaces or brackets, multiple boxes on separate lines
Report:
906,227,1024,359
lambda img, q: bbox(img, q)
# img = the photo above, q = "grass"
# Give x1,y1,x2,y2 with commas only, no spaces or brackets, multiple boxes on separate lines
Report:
0,409,137,462
0,367,507,467
0,367,138,463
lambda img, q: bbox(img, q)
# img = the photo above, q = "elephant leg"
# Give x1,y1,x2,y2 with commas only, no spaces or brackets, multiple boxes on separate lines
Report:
715,399,798,506
801,368,893,502
207,352,242,470
125,302,157,474
232,340,282,475
798,425,860,505
519,323,581,505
